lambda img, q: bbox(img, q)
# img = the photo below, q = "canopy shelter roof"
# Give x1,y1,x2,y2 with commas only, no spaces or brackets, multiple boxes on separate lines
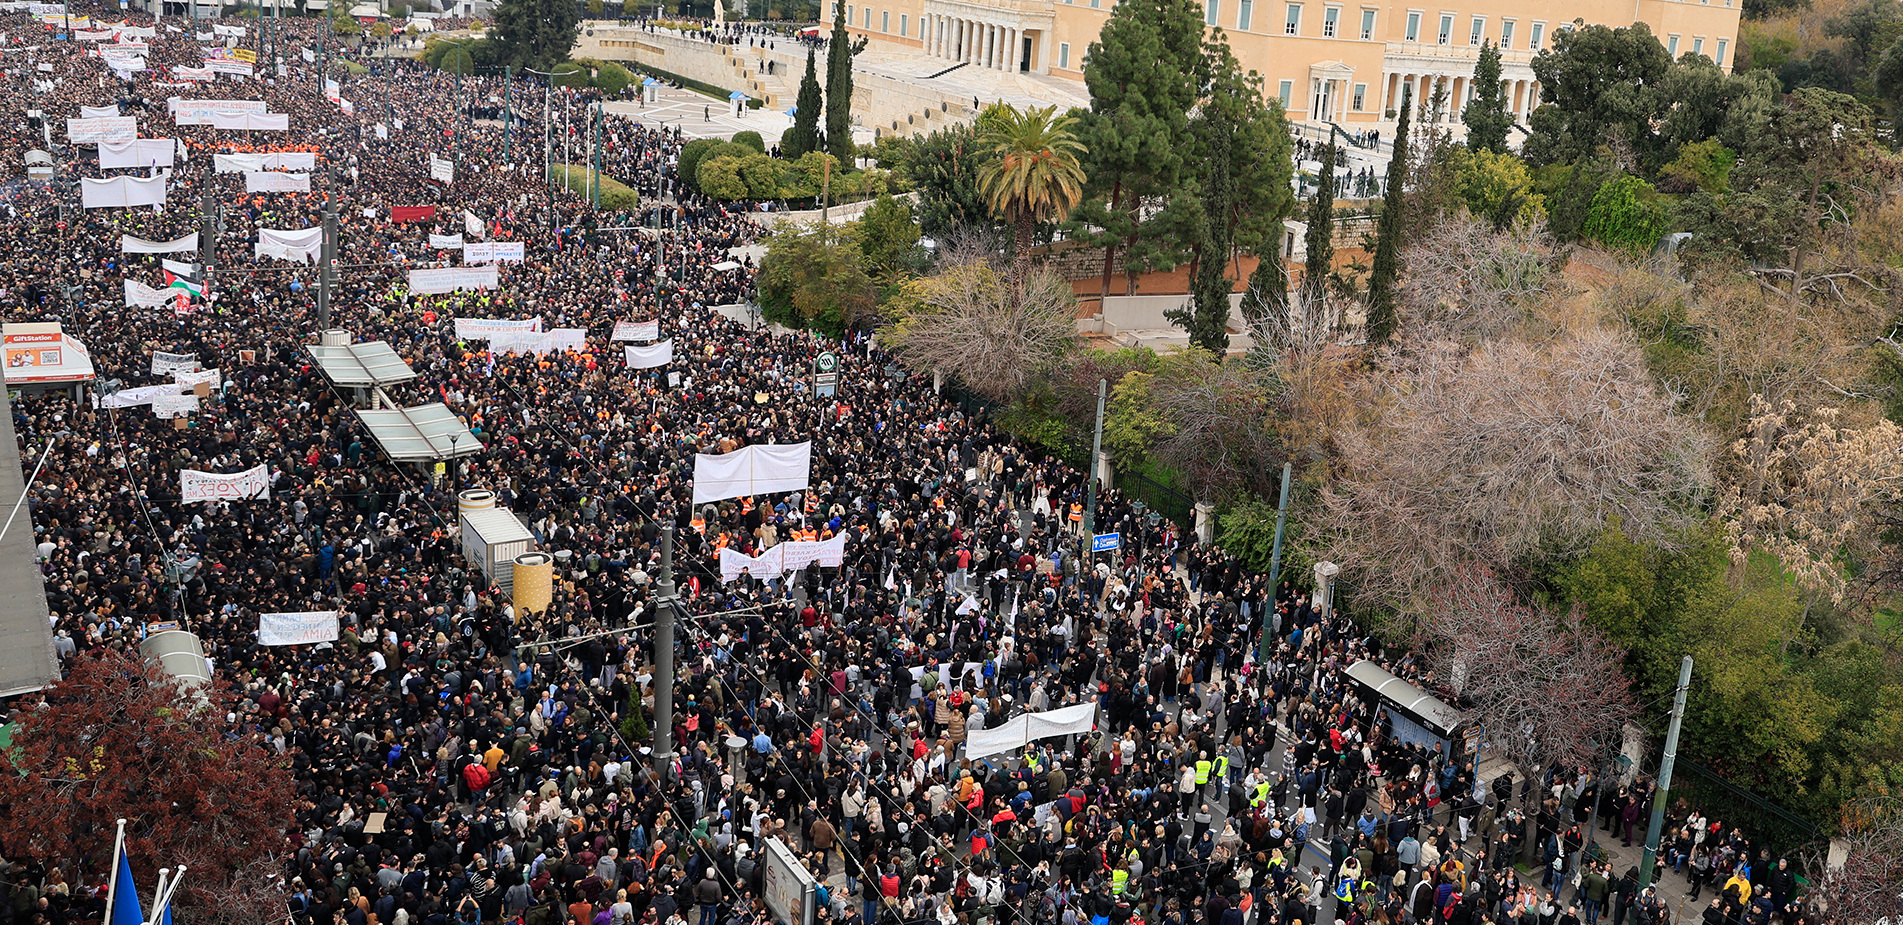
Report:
356,402,481,462
306,340,417,387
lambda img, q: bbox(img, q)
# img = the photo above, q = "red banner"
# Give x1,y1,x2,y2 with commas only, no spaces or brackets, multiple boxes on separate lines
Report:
390,205,436,222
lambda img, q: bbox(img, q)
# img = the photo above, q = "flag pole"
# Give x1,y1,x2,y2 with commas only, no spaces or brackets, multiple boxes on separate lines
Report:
146,868,170,925
104,818,128,922
152,864,186,924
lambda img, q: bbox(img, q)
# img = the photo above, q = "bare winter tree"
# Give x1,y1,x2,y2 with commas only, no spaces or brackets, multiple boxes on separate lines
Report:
1423,565,1638,773
1802,796,1903,925
882,258,1079,403
1311,328,1713,615
1398,213,1556,347
1146,357,1285,503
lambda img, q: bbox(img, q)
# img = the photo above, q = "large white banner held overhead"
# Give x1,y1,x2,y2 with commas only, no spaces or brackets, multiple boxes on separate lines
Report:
258,611,339,646
452,317,542,340
409,266,498,294
66,116,137,144
180,465,270,502
244,171,309,193
214,151,315,172
623,341,674,369
254,227,323,263
121,233,198,254
81,176,166,210
692,442,812,505
965,703,1099,762
99,138,176,169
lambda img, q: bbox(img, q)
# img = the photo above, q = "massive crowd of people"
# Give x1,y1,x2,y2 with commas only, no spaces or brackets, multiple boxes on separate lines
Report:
0,8,1813,925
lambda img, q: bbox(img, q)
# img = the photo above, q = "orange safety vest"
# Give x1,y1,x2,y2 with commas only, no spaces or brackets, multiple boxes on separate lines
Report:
804,494,819,514
690,517,706,535
740,497,754,515
1069,503,1084,523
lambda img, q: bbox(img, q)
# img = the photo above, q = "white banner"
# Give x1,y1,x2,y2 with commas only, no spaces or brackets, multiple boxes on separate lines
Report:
779,532,848,571
124,279,175,308
174,368,221,390
429,155,453,184
162,258,195,279
244,171,309,193
150,351,198,375
73,29,117,41
254,227,323,263
486,328,586,356
79,104,120,118
720,545,784,582
99,138,175,169
213,111,288,132
203,59,255,79
119,25,155,38
465,210,484,239
613,320,660,342
258,611,338,646
97,383,186,408
692,442,812,505
121,232,197,254
172,67,214,81
411,266,498,295
258,611,339,646
81,175,166,210
429,234,464,250
151,393,199,418
170,98,266,119
965,703,1099,761
66,116,138,144
453,317,543,340
213,151,313,172
211,23,246,37
623,340,674,369
462,241,525,264
180,465,270,502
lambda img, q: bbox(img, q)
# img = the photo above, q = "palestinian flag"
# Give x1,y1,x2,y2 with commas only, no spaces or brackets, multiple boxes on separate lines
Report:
163,268,203,299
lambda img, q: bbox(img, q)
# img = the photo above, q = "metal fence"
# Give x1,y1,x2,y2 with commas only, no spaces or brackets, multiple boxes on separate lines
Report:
1116,465,1197,530
1667,759,1825,858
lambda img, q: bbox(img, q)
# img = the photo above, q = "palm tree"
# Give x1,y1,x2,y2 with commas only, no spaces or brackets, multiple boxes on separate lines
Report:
977,105,1087,281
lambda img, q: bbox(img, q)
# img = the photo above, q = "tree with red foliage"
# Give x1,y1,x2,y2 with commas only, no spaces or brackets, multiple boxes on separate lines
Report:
1423,565,1639,773
0,649,294,925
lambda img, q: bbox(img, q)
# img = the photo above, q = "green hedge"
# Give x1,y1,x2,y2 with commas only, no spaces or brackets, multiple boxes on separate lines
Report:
552,163,640,211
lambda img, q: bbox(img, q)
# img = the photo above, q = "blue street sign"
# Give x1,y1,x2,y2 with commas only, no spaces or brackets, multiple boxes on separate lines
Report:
1092,533,1121,552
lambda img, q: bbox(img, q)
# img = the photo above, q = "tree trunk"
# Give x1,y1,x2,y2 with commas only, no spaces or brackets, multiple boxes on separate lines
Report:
1097,180,1123,303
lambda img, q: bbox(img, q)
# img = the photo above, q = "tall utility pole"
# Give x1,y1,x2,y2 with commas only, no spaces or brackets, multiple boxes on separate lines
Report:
316,197,338,329
1082,377,1106,553
592,102,603,208
651,525,679,772
200,187,217,293
503,65,513,164
1640,656,1694,887
1259,461,1293,664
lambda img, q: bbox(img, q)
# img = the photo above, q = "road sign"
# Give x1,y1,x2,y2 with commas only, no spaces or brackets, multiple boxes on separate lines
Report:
814,351,838,398
1092,533,1121,552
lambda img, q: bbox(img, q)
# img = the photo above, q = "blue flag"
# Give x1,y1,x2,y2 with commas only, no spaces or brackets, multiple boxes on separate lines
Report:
110,851,144,925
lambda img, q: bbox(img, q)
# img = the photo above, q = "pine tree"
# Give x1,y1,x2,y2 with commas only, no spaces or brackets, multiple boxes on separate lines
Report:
487,0,579,71
1069,0,1208,300
1463,40,1512,153
825,12,863,166
784,47,823,158
1302,141,1337,310
1365,83,1411,345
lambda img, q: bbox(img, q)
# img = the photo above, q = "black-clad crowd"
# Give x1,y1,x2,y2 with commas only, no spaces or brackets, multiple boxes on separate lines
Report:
0,10,1813,925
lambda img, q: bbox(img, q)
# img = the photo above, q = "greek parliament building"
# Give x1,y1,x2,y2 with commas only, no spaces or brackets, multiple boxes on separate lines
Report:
822,0,1741,127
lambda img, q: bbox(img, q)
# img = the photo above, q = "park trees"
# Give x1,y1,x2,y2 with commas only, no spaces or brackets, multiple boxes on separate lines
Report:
880,256,1079,403
1424,566,1638,772
0,650,294,925
1462,40,1512,154
486,0,579,71
1070,0,1208,301
783,48,823,158
825,14,866,165
1314,328,1711,615
976,105,1087,278
1364,84,1411,346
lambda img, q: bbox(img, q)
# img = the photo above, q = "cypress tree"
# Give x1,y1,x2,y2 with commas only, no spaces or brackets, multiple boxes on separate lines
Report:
1168,68,1237,355
1301,141,1337,311
784,47,823,158
1239,248,1289,330
1463,40,1511,153
825,12,861,166
1365,84,1411,345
